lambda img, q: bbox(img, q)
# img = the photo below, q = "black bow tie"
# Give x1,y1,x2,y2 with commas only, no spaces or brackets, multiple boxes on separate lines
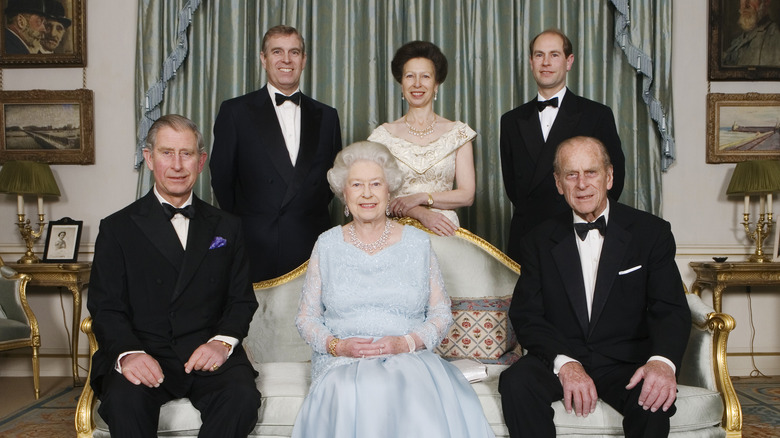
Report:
573,215,606,241
536,97,559,112
275,92,301,106
162,203,195,219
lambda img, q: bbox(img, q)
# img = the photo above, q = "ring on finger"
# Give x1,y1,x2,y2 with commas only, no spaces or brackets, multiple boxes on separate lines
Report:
211,364,219,371
379,347,383,355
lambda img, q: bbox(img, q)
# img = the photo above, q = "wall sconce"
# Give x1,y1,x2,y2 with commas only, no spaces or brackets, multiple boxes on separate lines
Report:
0,161,61,263
726,160,780,262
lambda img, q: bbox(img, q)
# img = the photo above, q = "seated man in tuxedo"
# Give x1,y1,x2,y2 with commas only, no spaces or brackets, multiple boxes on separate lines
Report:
87,114,261,438
498,136,690,438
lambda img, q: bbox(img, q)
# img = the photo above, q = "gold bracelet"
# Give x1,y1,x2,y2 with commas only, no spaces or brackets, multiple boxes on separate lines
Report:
328,338,340,357
218,340,232,352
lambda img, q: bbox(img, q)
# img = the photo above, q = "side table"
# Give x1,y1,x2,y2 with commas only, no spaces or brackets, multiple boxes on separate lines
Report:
9,262,91,386
689,261,780,313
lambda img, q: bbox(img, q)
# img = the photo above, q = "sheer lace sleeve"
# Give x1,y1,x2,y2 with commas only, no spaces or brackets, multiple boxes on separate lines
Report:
295,242,332,354
409,244,453,350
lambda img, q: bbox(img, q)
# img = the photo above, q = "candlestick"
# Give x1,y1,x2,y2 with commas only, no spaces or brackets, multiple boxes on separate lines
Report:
17,194,23,215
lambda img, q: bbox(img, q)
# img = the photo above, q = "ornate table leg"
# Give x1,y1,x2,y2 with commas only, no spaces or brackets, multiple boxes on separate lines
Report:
712,284,726,314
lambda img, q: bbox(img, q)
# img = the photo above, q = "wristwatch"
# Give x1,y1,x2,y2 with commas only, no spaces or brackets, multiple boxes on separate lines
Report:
427,193,434,207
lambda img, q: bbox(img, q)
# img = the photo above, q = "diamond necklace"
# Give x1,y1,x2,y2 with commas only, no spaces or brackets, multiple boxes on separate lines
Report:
349,219,393,253
404,114,437,137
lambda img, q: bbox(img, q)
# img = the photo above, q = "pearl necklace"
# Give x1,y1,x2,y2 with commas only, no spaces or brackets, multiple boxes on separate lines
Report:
349,220,393,253
404,114,437,137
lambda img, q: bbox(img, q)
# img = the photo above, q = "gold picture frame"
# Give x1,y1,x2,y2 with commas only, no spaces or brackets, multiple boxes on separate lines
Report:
0,89,94,164
708,0,780,80
706,92,780,163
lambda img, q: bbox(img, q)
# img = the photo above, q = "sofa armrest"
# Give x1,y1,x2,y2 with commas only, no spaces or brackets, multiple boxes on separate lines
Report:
75,317,98,438
679,293,741,437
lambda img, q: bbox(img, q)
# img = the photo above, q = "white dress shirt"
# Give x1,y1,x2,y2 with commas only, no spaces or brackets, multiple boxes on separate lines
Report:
267,83,302,165
538,88,567,142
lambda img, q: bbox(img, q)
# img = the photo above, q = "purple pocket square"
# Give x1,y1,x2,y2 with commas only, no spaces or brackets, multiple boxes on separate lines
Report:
209,236,227,249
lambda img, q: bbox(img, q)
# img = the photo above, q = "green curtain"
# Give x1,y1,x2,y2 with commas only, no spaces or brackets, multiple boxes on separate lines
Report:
135,0,673,251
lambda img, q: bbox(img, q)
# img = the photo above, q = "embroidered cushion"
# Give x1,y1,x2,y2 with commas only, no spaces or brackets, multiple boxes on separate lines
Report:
436,295,520,364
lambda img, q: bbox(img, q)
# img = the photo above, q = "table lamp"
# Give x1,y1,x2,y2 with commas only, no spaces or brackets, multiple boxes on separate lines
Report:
726,160,780,262
0,161,61,263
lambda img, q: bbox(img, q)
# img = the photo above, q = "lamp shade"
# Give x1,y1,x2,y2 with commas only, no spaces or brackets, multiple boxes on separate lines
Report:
0,161,61,196
726,160,780,195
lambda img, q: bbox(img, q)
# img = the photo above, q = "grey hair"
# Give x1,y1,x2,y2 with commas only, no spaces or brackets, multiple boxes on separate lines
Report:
145,114,205,154
553,136,611,175
327,141,404,203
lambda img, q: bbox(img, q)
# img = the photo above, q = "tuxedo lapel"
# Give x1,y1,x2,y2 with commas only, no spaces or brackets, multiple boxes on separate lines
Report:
589,203,631,334
131,192,185,270
171,197,219,302
550,220,590,336
282,95,323,207
249,88,295,184
516,101,545,165
530,89,581,191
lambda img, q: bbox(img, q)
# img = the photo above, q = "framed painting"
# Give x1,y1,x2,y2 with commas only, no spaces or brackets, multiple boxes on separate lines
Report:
42,216,82,262
708,0,780,80
0,0,85,67
706,93,780,163
0,89,94,164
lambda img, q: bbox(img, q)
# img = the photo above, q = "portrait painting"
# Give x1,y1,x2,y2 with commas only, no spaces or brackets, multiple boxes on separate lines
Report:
0,89,94,164
706,93,780,163
709,0,780,80
0,0,85,67
42,217,82,262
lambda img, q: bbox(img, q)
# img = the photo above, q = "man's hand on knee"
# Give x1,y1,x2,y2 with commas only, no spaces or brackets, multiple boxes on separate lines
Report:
558,362,598,417
120,353,164,387
184,340,230,374
626,360,677,413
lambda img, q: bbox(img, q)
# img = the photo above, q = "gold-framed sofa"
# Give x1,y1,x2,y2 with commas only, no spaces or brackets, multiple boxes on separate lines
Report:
75,222,741,437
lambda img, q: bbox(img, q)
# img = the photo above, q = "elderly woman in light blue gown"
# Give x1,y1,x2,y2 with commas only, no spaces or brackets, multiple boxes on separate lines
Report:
292,141,494,438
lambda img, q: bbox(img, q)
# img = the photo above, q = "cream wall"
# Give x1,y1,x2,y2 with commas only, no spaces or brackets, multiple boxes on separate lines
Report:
0,0,777,378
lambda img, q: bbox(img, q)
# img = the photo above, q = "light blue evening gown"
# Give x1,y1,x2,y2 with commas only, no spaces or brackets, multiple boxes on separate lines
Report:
292,225,494,438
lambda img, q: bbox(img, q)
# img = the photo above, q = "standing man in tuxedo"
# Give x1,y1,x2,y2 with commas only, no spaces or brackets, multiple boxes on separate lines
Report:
500,28,625,261
211,25,342,283
88,115,261,437
498,136,690,438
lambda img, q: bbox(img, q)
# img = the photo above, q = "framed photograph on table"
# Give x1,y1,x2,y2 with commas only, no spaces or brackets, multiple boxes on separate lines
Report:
0,0,86,67
0,89,94,164
43,217,82,263
708,0,780,80
706,92,780,163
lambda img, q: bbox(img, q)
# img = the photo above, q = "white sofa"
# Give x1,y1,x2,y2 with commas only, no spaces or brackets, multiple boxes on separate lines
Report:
76,222,742,437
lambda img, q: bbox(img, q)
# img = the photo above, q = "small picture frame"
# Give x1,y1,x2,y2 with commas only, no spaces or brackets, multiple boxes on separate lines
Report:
42,217,82,262
708,0,780,80
0,89,94,164
0,0,86,67
706,92,780,163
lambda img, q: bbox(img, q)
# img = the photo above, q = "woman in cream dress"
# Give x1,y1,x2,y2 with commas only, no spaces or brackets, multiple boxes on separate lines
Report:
368,40,476,236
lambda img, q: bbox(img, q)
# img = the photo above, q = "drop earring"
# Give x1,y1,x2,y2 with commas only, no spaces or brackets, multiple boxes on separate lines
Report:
386,204,391,216
434,91,438,101
344,205,350,217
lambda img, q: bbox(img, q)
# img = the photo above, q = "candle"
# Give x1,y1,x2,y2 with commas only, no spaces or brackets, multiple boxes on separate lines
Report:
37,196,43,216
744,195,750,216
17,194,23,215
760,195,765,215
769,193,773,216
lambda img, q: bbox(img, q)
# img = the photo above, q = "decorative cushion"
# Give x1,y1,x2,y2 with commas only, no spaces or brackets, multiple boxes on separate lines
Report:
436,296,519,364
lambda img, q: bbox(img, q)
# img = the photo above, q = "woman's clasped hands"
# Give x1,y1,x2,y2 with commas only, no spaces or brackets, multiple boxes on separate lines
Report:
332,336,410,358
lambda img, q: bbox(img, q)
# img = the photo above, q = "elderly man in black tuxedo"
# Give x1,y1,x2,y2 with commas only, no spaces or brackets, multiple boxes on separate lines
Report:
500,29,625,262
498,136,690,438
88,115,260,438
211,25,342,283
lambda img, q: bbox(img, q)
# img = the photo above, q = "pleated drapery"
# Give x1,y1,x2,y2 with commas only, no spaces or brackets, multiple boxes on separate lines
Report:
135,0,673,251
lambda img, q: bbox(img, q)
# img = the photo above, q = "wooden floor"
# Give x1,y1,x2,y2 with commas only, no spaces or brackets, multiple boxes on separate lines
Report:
0,376,74,418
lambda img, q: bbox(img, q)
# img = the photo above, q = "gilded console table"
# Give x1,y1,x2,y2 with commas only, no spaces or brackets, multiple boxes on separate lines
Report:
689,261,780,313
9,262,91,386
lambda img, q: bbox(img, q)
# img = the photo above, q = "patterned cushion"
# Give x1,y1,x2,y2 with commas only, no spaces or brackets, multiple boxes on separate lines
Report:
435,295,520,364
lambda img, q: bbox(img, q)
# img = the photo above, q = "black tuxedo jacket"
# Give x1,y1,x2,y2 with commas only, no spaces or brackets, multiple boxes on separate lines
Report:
210,86,342,282
87,192,258,395
500,88,625,260
508,201,690,373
